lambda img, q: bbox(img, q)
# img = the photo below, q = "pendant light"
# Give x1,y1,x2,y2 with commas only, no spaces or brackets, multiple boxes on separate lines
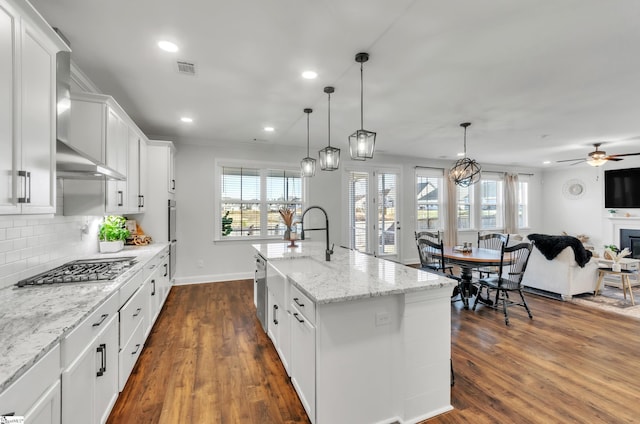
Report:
349,52,376,160
449,122,482,187
300,108,316,177
319,86,340,171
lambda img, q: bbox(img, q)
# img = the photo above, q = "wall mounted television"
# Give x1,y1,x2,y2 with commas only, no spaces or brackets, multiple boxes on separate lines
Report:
604,167,640,208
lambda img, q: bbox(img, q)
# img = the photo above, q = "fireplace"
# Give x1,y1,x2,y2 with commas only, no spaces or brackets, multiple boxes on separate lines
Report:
620,229,640,259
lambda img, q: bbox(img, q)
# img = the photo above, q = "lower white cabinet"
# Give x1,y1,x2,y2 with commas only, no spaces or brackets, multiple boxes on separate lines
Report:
0,344,61,424
61,309,118,424
266,264,290,374
290,301,316,423
149,248,171,325
118,276,147,391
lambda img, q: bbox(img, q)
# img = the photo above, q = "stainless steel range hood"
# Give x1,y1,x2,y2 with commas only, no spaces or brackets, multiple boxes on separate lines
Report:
55,45,124,181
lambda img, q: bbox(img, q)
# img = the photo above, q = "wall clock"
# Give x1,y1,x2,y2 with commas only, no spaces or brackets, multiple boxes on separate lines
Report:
562,179,586,199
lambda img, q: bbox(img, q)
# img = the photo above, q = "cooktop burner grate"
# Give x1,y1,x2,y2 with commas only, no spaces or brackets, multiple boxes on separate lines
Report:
17,256,136,287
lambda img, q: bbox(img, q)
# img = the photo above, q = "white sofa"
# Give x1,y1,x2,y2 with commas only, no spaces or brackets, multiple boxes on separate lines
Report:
522,238,599,301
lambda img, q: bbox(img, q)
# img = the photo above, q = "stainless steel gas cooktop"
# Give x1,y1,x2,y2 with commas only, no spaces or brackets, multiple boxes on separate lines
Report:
17,256,137,287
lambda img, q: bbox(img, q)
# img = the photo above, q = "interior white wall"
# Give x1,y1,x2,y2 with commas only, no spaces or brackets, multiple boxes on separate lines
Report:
174,142,543,283
540,156,640,250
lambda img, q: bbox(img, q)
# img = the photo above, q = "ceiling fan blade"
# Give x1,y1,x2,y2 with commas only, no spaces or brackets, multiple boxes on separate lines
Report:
608,152,640,158
556,158,585,163
606,157,623,161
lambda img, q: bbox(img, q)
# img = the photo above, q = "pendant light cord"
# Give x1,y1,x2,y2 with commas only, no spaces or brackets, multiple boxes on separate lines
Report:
360,61,364,130
463,125,467,157
306,112,310,156
327,91,332,147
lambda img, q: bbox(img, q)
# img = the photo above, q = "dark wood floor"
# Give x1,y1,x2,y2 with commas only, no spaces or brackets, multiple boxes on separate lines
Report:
108,280,640,424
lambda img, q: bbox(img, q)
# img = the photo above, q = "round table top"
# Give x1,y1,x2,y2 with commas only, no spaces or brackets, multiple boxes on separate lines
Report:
442,246,506,268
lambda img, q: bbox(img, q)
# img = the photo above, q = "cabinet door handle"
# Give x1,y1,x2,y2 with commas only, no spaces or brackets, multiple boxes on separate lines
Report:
293,312,304,323
293,297,304,307
96,343,106,376
92,313,109,327
139,195,144,208
163,263,168,277
1,412,15,416
151,279,156,296
273,304,279,325
117,190,123,206
17,170,30,203
131,344,141,355
171,179,176,190
133,307,142,317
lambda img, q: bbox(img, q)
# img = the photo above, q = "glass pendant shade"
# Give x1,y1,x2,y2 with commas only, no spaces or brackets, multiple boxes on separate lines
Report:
300,108,316,177
319,145,340,170
349,129,375,160
320,86,340,171
301,156,316,176
587,158,607,167
449,122,482,187
349,52,376,161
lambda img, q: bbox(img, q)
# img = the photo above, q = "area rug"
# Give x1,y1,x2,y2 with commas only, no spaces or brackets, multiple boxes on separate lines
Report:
571,285,640,320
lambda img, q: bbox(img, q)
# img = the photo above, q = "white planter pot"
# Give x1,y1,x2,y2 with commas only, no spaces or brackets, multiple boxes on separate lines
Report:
612,262,622,272
99,240,124,253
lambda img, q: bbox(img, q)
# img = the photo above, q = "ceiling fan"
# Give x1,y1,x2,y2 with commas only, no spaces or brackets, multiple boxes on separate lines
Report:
557,143,640,167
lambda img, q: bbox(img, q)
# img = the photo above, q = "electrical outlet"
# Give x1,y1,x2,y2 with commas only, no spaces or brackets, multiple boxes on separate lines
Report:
375,311,390,326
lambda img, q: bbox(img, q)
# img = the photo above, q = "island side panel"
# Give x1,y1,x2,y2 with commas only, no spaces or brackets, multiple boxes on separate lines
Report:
316,294,404,424
402,286,453,423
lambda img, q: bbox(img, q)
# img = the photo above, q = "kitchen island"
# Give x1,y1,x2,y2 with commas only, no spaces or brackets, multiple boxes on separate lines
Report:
253,242,456,424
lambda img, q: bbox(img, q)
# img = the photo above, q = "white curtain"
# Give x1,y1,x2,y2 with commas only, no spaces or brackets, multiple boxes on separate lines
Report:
444,177,458,246
504,173,519,234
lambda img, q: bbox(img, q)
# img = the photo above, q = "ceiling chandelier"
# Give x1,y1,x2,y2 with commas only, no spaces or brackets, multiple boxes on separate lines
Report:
300,108,316,177
449,122,481,187
349,52,376,161
319,86,340,171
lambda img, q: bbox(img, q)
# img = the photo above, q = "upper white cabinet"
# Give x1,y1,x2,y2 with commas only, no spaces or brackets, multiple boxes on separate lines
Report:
0,0,67,215
65,91,150,215
127,127,147,213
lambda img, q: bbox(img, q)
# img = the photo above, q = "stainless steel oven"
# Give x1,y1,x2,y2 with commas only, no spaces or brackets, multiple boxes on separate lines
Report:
168,199,177,279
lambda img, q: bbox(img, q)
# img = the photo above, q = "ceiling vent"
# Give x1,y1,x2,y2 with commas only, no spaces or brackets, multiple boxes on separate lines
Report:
177,61,196,75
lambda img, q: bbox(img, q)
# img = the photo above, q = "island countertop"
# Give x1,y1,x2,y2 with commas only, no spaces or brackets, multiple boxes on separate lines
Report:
253,242,456,304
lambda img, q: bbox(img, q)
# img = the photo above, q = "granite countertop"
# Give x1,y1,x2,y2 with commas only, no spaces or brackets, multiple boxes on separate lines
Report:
0,243,169,394
253,242,456,304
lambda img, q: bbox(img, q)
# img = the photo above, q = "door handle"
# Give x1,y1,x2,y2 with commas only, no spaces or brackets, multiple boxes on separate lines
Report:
117,190,123,206
151,279,156,295
96,343,106,376
273,304,279,325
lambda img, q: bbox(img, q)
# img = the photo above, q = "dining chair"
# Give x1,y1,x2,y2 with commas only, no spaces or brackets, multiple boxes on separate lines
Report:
415,230,441,243
416,238,454,276
476,232,509,278
472,242,534,325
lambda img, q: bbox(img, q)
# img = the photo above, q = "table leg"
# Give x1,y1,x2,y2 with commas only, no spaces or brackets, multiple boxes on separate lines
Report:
624,275,635,305
594,271,605,296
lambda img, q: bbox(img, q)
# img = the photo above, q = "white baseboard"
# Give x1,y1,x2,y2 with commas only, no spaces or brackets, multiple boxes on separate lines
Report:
173,271,253,285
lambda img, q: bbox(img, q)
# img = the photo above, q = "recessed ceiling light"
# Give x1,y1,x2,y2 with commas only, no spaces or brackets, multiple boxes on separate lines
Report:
158,40,178,52
457,152,464,157
181,117,193,123
264,126,275,132
302,71,318,79
543,160,551,164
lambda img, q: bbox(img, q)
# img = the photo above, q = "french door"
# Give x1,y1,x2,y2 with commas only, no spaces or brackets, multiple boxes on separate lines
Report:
345,168,400,261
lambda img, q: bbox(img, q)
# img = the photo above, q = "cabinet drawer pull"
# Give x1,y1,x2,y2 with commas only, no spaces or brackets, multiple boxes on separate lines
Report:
131,344,141,355
1,412,15,416
171,179,176,190
273,304,279,325
163,263,168,277
92,313,109,327
151,279,156,295
96,343,106,376
293,312,305,323
133,307,142,317
293,297,305,307
117,190,124,206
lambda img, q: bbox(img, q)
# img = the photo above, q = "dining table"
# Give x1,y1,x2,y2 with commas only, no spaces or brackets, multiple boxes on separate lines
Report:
442,246,509,309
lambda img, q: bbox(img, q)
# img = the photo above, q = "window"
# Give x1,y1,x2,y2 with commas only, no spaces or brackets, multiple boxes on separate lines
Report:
517,180,529,228
219,165,302,239
347,171,369,252
457,185,472,230
415,168,444,231
479,175,504,229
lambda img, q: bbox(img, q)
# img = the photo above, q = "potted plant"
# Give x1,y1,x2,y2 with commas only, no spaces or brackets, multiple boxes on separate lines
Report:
98,215,130,253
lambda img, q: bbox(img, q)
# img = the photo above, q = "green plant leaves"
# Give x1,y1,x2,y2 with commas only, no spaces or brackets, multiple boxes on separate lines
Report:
99,215,130,241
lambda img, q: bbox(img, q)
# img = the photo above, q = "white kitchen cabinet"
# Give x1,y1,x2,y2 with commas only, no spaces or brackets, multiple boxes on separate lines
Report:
266,264,290,374
127,130,148,213
149,248,171,324
168,143,176,194
118,277,147,390
0,344,61,424
0,0,64,215
105,106,129,214
290,295,316,423
61,294,119,424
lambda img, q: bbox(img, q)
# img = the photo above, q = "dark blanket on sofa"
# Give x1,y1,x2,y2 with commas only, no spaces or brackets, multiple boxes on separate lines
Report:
527,233,593,268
